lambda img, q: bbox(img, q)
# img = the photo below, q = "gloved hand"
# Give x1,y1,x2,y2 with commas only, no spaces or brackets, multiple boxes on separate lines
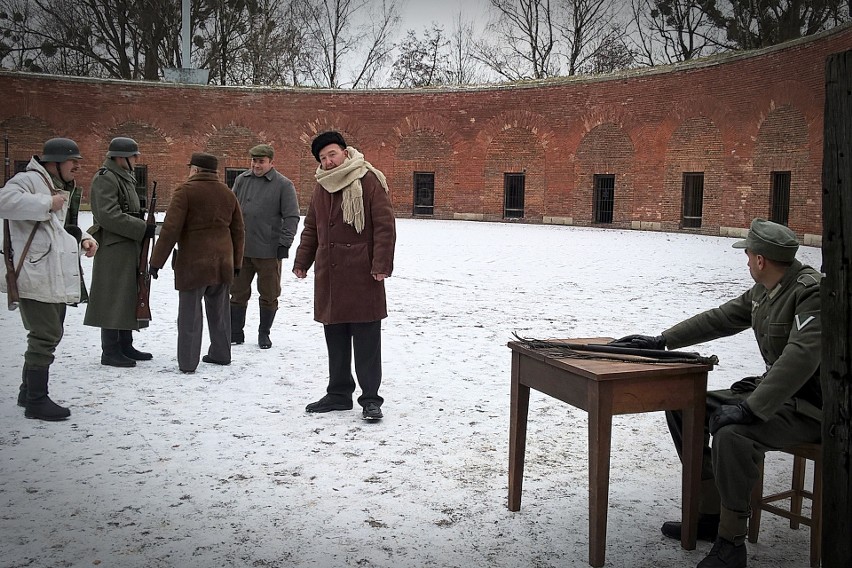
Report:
149,267,159,279
709,401,757,435
277,245,289,260
143,224,156,240
609,334,667,350
234,268,241,277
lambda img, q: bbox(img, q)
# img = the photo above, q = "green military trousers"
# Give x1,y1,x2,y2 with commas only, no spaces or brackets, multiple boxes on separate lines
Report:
666,389,820,539
18,298,67,368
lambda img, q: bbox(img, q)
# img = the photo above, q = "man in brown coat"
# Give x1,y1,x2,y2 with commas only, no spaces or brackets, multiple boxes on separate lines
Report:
293,131,396,420
150,153,244,373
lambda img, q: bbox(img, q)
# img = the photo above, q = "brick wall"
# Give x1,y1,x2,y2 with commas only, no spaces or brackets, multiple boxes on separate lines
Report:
2,24,849,241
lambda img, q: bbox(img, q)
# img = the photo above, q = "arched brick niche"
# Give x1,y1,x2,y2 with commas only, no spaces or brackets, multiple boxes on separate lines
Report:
1,23,848,239
574,122,635,227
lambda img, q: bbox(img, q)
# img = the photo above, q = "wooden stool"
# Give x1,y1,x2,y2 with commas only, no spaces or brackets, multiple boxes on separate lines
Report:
748,443,822,567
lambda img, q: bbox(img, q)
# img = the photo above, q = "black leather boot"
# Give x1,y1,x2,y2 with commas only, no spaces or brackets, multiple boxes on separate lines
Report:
24,367,70,421
119,329,153,360
258,308,275,349
661,512,719,542
101,329,136,367
17,365,27,407
230,305,246,345
697,538,747,568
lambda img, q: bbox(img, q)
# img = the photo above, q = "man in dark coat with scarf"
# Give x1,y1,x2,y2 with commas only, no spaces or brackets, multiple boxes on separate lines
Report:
149,153,244,373
84,137,156,367
293,131,396,421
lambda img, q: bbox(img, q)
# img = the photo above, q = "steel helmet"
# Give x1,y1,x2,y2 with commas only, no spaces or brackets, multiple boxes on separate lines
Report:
41,138,83,162
106,137,141,158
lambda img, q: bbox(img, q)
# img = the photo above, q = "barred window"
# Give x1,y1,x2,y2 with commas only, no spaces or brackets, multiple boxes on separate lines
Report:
682,172,704,229
134,165,149,209
226,168,247,189
413,172,434,216
593,174,615,224
504,173,525,219
770,171,791,226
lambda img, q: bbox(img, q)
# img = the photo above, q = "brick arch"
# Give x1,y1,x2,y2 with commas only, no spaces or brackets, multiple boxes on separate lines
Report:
293,114,366,208
574,122,635,227
391,125,455,218
662,115,725,232
204,124,264,166
476,109,556,149
100,121,175,205
1,116,57,169
391,112,465,148
752,104,810,232
481,126,547,221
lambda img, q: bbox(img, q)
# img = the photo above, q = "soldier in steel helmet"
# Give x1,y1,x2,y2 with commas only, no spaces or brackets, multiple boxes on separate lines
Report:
0,137,98,421
84,137,156,367
612,218,822,568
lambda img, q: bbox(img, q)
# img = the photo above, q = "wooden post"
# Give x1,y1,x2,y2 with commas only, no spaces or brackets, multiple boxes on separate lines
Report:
821,48,852,568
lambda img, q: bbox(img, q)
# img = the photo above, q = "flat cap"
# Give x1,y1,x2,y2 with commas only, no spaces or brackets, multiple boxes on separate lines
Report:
311,131,347,162
249,144,274,158
732,218,799,262
188,152,218,171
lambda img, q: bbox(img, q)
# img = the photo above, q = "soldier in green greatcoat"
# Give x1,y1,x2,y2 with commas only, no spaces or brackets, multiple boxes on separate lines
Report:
84,137,156,367
613,218,821,568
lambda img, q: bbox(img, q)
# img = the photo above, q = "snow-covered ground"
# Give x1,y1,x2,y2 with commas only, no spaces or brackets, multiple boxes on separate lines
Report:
0,214,822,568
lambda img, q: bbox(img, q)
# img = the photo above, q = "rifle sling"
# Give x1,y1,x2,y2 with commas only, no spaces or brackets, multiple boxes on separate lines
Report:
5,220,40,279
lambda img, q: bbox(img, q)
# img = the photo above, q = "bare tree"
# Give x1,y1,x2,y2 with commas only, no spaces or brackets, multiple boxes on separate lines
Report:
628,0,725,65
582,25,636,74
391,24,449,88
714,0,851,49
558,0,622,75
193,0,257,85
446,13,486,85
234,0,307,85
475,0,559,81
295,0,400,89
349,0,400,88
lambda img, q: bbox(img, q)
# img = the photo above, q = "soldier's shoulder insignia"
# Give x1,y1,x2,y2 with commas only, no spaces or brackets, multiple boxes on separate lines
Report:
97,168,109,175
797,273,821,287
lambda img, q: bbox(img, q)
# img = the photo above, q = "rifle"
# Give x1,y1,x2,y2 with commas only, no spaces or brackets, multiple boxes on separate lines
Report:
3,220,38,311
135,181,157,321
3,220,19,310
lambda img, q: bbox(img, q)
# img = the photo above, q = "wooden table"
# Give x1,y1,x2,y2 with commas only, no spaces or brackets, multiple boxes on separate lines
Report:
507,338,713,567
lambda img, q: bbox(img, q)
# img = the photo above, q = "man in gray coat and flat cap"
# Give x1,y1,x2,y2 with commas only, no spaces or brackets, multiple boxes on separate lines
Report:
613,218,822,568
229,144,299,349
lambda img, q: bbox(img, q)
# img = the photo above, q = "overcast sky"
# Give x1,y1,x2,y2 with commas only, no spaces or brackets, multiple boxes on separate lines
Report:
397,0,491,33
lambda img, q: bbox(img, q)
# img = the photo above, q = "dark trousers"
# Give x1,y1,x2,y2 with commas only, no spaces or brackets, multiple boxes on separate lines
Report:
18,299,67,369
177,284,231,372
230,257,281,310
666,389,821,515
323,321,383,407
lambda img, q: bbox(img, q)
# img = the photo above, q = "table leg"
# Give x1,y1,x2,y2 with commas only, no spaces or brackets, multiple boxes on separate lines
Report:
680,378,707,550
508,351,530,511
588,388,613,568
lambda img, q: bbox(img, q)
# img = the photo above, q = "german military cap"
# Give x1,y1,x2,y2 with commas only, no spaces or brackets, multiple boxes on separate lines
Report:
732,218,799,262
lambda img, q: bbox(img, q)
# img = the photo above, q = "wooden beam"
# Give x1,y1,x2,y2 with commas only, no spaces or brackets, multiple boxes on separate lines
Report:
821,47,852,568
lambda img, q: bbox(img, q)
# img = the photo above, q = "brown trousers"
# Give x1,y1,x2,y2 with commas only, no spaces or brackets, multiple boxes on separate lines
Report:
229,257,281,310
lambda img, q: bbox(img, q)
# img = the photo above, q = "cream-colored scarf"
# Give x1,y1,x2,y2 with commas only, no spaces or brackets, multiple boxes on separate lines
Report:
315,146,388,233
